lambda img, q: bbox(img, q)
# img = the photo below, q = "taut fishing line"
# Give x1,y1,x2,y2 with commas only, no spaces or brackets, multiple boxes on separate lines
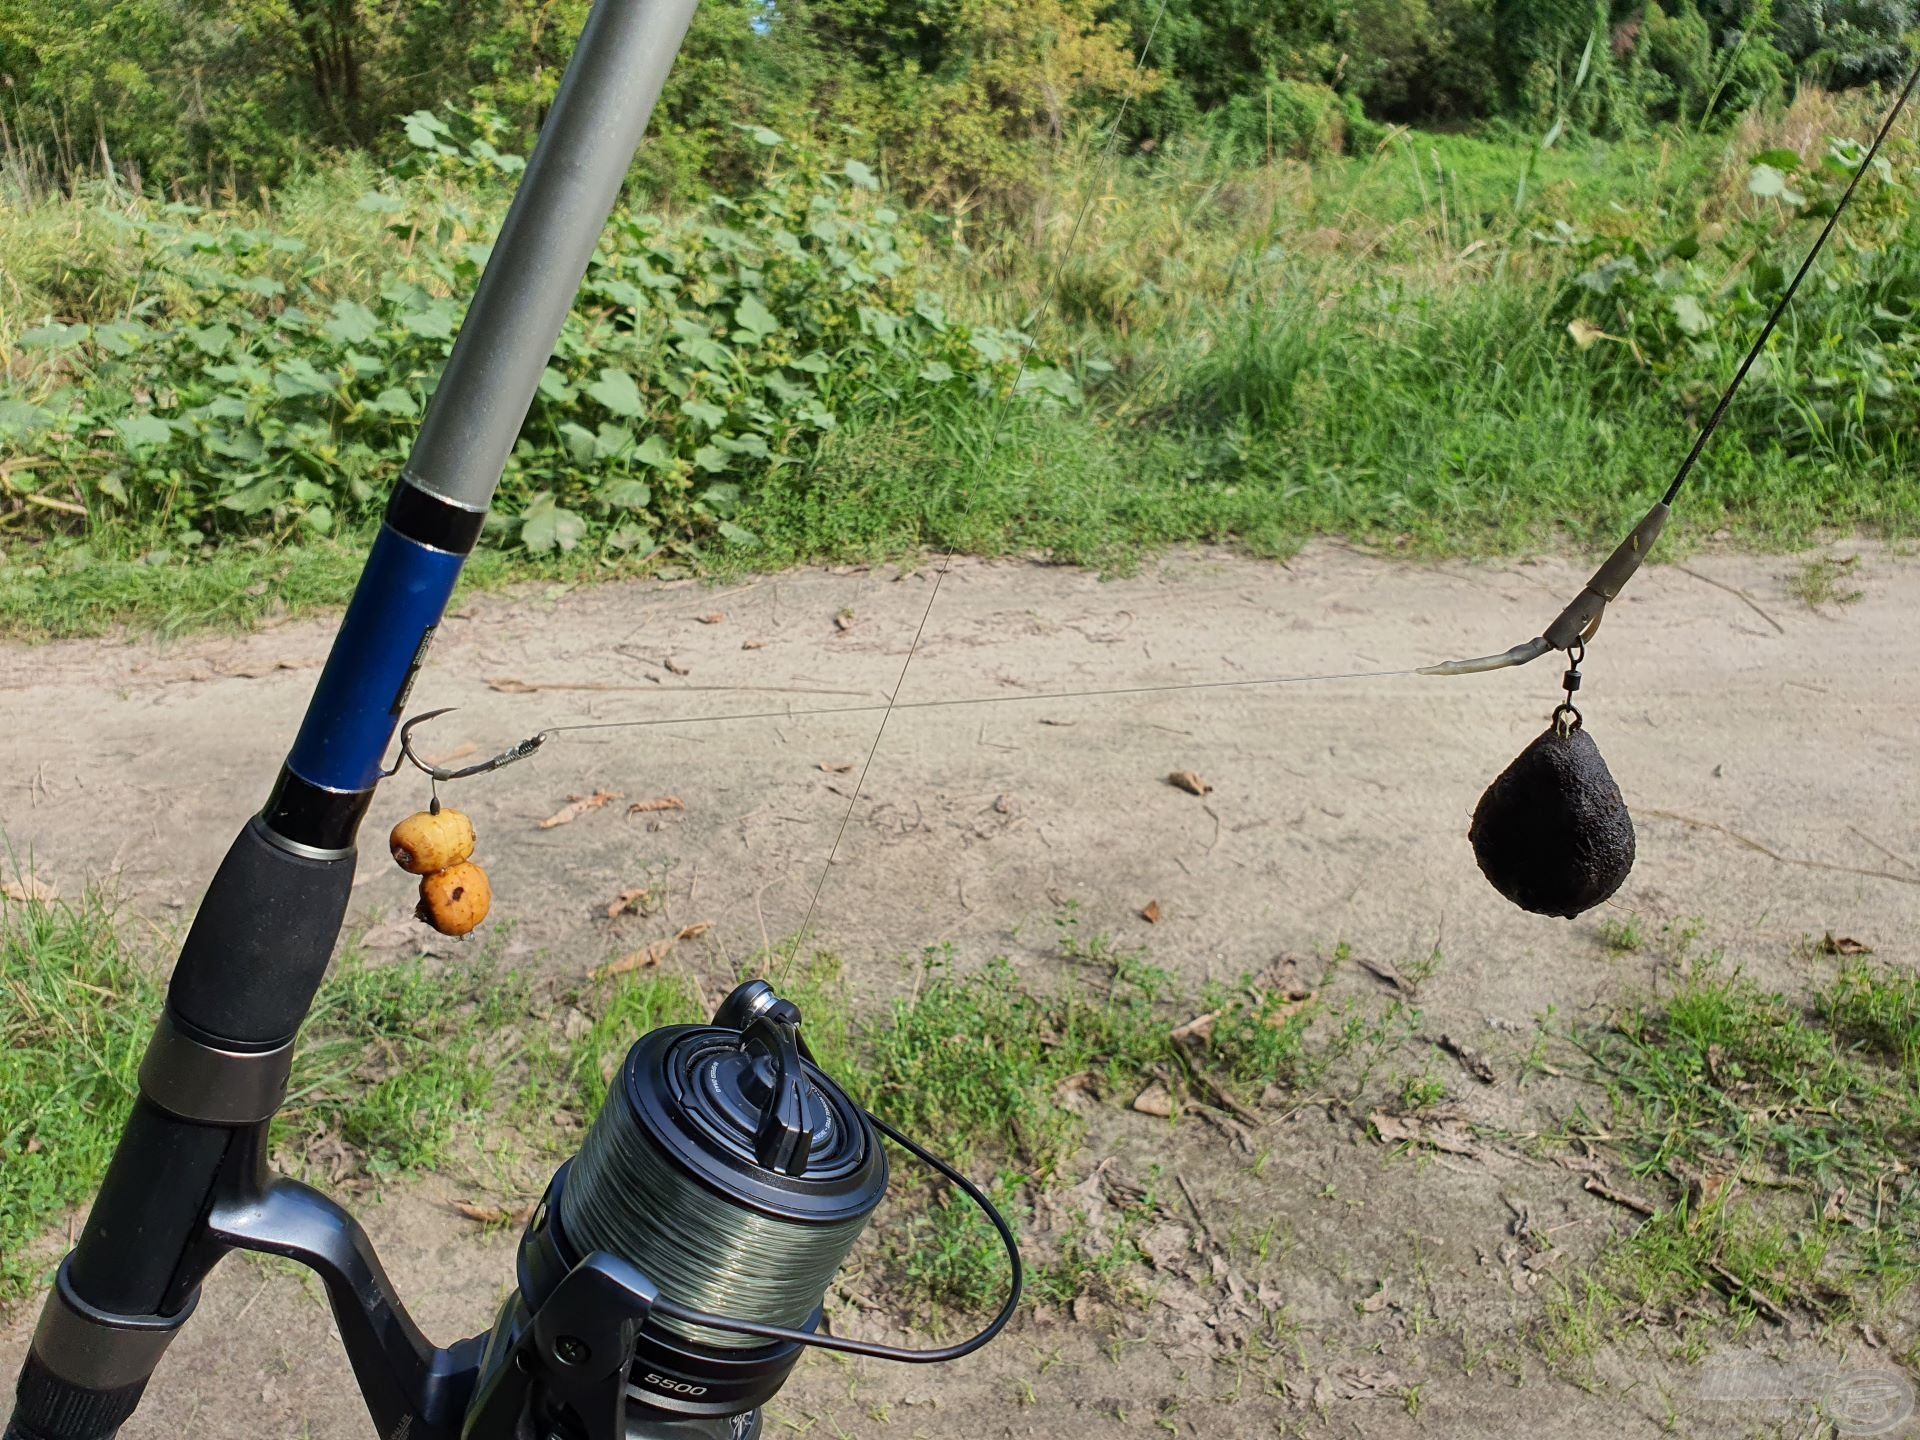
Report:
760,0,1175,983
388,62,1920,932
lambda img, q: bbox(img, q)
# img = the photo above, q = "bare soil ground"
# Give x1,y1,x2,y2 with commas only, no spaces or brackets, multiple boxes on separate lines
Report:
5,542,1918,1439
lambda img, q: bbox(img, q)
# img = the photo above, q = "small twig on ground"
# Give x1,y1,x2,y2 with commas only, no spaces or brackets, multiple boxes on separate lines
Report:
1582,1174,1657,1216
1706,1261,1792,1326
1356,957,1410,993
1847,824,1919,875
1187,1066,1260,1127
1175,1173,1216,1250
1644,810,1920,888
1675,565,1786,635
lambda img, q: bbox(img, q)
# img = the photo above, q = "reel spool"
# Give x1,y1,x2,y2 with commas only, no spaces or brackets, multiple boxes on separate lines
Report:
466,981,1019,1440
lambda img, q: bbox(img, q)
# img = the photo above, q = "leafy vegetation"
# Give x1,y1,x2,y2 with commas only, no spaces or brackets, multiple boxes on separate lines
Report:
1,124,1048,562
7,95,1920,638
6,0,1913,204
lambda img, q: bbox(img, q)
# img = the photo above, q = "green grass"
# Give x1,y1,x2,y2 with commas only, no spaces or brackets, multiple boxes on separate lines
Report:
0,536,372,640
0,888,550,1299
1,889,157,1299
284,942,530,1173
5,99,1917,639
1787,552,1866,610
15,880,1917,1349
1543,948,1920,1363
0,882,1332,1319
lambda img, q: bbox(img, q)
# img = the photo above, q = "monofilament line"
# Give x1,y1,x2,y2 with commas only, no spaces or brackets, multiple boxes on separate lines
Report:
770,0,1174,980
535,664,1423,740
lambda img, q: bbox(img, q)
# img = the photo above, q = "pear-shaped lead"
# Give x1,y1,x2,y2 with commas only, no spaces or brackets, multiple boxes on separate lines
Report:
1470,725,1635,918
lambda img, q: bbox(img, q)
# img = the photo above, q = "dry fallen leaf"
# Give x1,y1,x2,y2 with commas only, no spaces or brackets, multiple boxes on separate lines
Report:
1566,317,1614,350
1167,770,1213,796
818,761,854,774
592,938,676,980
1819,932,1873,956
1054,1072,1098,1107
1139,1223,1192,1272
676,921,713,941
1264,995,1314,1027
1360,1287,1390,1314
1687,1170,1732,1223
1170,1011,1218,1048
452,1200,535,1227
605,887,655,919
1438,1033,1496,1085
1133,1081,1176,1118
663,656,690,676
539,791,622,829
628,796,686,815
1,876,57,903
1254,957,1315,1001
834,609,856,631
742,639,767,651
488,676,539,694
696,613,726,625
1368,1110,1480,1157
1140,899,1163,924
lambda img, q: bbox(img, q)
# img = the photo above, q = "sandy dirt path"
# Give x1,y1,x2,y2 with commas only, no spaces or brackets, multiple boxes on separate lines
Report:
3,542,1917,1439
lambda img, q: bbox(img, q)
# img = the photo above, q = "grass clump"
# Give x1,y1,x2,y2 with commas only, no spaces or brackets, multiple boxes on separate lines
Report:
1,889,157,1300
1579,955,1907,1181
1788,553,1866,610
283,944,531,1173
1546,949,1920,1360
0,890,548,1301
857,949,1175,1180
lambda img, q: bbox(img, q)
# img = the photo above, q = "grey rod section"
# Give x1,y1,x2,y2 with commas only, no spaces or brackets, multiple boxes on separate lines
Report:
402,0,700,511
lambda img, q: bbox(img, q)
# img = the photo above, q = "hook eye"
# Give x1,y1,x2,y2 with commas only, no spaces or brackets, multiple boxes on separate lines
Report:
382,707,459,778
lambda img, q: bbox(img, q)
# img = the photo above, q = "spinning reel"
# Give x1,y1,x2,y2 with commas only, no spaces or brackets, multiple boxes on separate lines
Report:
463,981,1019,1440
183,980,1017,1440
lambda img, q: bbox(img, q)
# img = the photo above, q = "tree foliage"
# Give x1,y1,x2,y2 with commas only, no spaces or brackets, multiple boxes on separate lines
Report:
0,0,1912,199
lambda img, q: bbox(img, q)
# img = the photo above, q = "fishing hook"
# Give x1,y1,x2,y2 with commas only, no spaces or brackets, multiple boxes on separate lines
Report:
383,707,547,782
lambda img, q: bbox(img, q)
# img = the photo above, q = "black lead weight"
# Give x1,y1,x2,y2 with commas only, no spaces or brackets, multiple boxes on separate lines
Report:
1469,720,1635,919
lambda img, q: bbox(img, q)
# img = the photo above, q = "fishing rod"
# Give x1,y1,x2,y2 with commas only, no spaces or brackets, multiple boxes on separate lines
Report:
12,6,1915,1433
3,3,1018,1439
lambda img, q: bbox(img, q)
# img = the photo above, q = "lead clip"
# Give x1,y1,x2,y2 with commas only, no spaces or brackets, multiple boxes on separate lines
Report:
1420,502,1670,677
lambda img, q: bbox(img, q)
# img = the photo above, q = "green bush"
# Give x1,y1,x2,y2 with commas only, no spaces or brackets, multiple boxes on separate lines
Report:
0,116,1062,560
1554,136,1920,458
1203,77,1357,163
